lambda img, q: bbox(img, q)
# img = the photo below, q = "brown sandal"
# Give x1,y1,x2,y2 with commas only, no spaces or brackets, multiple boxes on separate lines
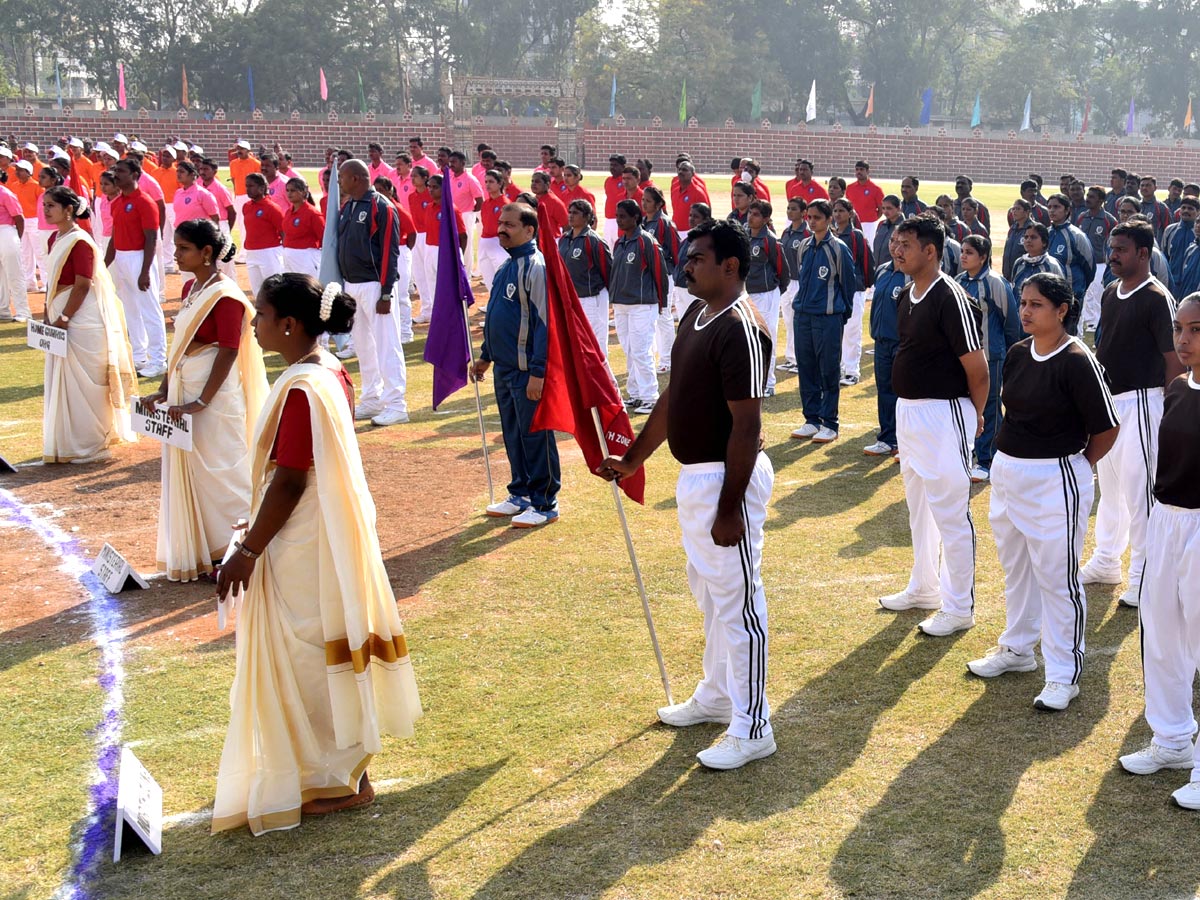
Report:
300,775,375,817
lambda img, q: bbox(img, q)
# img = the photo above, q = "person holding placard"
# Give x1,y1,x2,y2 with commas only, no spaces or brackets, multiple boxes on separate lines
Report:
143,220,268,583
214,273,421,834
40,186,138,464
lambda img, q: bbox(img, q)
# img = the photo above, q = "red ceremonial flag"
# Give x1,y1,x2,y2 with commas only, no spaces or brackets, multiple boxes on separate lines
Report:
530,202,646,504
67,154,93,235
1081,96,1091,134
319,68,329,101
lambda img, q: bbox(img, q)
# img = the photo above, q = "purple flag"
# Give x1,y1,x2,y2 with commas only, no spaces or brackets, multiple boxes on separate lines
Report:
423,166,474,409
1126,97,1136,135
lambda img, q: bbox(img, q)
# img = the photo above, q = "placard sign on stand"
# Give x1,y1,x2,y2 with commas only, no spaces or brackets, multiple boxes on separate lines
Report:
26,320,67,358
131,399,193,452
92,543,149,593
113,746,163,862
0,455,15,474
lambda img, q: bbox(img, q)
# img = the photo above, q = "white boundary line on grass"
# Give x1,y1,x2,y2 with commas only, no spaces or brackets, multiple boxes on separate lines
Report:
0,489,127,900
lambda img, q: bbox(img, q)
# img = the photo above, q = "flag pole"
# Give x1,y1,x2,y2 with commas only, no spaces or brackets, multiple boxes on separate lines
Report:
590,407,673,706
463,300,495,506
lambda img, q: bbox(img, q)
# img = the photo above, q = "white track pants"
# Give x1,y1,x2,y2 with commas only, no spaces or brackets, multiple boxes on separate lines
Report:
896,397,977,617
0,224,28,317
391,246,414,342
346,280,407,415
1081,264,1106,330
780,283,797,365
679,453,775,740
20,219,40,288
110,249,165,370
990,452,1093,684
477,236,508,295
281,247,321,278
232,195,249,261
613,304,658,404
161,205,177,274
578,289,611,359
244,246,283,297
748,288,781,391
603,218,618,248
841,289,867,379
463,210,480,276
1091,388,1162,598
412,235,432,320
1140,503,1200,775
654,306,675,370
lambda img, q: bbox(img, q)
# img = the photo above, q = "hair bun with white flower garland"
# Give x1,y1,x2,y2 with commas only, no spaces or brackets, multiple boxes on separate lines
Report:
74,195,89,217
320,282,341,323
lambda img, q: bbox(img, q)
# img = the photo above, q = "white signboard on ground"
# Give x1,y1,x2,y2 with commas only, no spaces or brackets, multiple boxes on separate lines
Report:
131,399,193,452
92,542,149,593
113,746,163,862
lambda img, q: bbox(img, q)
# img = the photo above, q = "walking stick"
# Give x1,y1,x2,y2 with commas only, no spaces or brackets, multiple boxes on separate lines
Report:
463,300,495,506
590,407,673,706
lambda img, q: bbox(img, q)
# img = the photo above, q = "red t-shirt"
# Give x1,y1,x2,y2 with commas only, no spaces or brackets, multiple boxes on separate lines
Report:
396,203,417,246
424,200,465,248
845,179,885,223
480,195,506,238
48,233,95,291
785,178,829,202
561,184,597,210
603,175,624,218
410,189,433,235
271,370,355,469
670,179,711,232
243,198,283,250
538,190,569,238
110,189,160,251
504,184,522,202
281,202,325,250
319,194,329,218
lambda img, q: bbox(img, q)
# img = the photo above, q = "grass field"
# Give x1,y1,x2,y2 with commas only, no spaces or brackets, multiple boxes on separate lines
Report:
3,176,1199,900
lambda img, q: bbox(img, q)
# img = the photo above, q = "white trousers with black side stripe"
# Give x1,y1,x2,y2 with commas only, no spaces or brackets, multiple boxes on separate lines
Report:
677,453,774,740
990,452,1093,684
1092,387,1163,599
896,397,977,618
1140,503,1200,775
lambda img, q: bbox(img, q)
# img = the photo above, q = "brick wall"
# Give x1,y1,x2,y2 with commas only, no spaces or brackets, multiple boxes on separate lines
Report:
3,112,1198,184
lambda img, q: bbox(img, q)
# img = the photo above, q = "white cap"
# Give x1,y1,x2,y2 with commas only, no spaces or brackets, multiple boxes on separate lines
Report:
68,137,84,149
190,144,204,155
0,145,12,159
95,142,117,158
15,160,33,174
173,140,189,152
161,145,177,158
113,133,128,144
130,140,148,153
50,147,70,161
23,142,39,153
236,139,251,150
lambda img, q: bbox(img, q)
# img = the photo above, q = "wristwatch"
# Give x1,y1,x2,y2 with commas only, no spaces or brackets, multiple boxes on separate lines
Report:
60,314,70,323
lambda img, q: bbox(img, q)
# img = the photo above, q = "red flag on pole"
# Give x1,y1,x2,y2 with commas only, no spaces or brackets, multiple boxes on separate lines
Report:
531,202,646,504
1081,96,1091,134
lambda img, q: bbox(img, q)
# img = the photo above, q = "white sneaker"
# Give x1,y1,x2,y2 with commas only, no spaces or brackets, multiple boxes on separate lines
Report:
656,364,671,374
863,441,894,456
1079,558,1123,585
335,348,357,360
838,373,859,386
1120,741,1195,775
1118,585,1142,608
354,404,384,421
1034,681,1079,711
967,646,1038,678
371,409,410,427
917,611,975,636
1173,782,1200,810
633,400,655,414
878,589,941,611
776,361,798,372
137,366,167,379
696,733,777,770
486,495,530,517
969,466,990,483
511,507,559,528
791,423,819,440
657,696,732,727
812,426,838,443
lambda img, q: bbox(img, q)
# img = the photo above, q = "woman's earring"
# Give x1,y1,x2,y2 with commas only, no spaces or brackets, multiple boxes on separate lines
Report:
285,328,291,336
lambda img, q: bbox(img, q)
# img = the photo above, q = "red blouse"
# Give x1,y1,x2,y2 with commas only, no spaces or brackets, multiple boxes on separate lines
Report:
271,367,355,469
181,280,244,349
48,232,95,292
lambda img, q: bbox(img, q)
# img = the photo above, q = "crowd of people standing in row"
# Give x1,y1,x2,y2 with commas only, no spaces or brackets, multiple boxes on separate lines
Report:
1,132,1198,813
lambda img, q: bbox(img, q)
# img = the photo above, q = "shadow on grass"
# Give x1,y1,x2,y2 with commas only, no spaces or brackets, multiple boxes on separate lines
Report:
466,617,951,900
830,595,1138,899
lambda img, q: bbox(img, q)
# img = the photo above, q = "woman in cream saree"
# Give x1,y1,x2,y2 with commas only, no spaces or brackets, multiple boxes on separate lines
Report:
215,273,421,835
40,186,137,464
144,220,268,582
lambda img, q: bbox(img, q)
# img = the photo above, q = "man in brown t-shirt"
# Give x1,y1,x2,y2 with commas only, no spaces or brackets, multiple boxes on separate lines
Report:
602,219,775,772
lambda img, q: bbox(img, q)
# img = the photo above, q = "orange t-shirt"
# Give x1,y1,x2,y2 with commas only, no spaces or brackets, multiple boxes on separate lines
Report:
229,156,261,197
11,178,43,218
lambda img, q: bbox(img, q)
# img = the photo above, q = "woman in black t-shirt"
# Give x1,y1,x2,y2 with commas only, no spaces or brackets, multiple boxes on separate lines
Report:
967,273,1119,712
1120,293,1200,808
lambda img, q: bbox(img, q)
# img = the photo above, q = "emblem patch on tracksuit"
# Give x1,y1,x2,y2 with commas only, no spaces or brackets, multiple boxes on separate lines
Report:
357,211,368,223
505,283,516,298
752,246,761,256
819,265,830,278
626,252,635,263
571,248,582,259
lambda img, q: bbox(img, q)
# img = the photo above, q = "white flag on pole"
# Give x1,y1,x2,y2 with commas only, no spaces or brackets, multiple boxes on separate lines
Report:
805,80,817,122
1020,91,1032,131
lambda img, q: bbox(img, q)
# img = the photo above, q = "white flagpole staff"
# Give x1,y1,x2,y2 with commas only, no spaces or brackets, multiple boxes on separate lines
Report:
591,407,673,706
464,301,495,506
